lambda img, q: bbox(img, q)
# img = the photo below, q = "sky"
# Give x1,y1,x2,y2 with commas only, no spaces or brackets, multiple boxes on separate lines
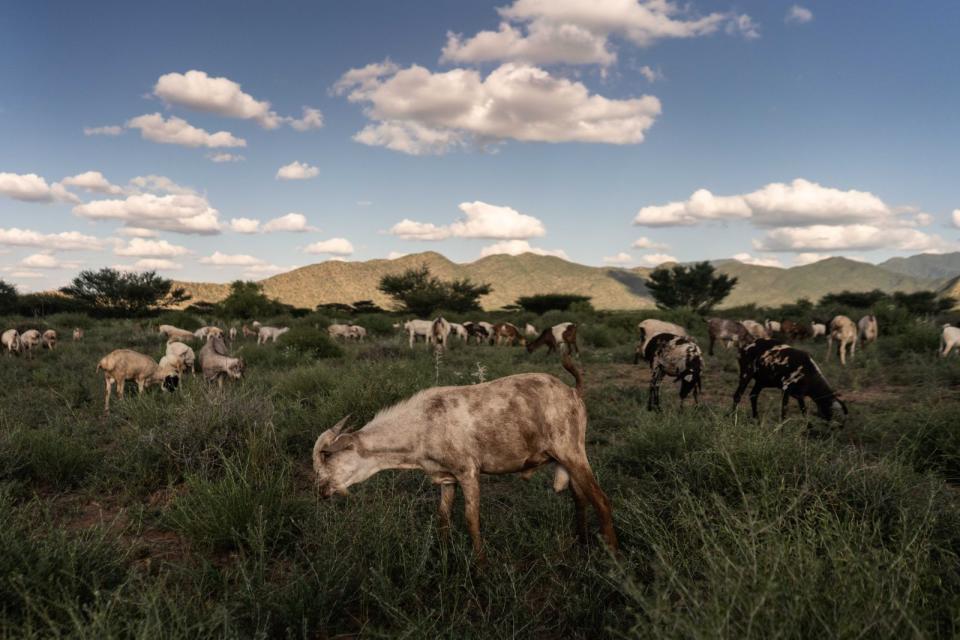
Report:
1,0,959,291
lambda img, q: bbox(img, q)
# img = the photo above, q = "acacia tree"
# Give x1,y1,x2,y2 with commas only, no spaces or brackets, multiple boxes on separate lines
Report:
378,265,491,316
218,280,290,319
645,262,737,313
60,268,189,316
0,279,17,314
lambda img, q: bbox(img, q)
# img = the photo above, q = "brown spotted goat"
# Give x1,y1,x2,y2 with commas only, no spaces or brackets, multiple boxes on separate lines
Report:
732,339,847,423
636,333,703,411
311,355,617,558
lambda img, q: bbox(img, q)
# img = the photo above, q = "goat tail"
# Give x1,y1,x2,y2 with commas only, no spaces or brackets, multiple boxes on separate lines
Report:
562,353,583,397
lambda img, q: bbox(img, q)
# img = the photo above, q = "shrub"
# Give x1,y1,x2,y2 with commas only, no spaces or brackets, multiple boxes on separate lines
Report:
516,294,593,314
283,325,343,359
155,310,203,331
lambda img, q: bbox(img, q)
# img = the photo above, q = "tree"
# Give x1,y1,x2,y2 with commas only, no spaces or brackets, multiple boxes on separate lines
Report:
0,279,17,314
60,268,189,316
378,265,491,316
219,281,288,319
819,289,889,308
892,291,956,316
516,293,592,314
645,262,737,313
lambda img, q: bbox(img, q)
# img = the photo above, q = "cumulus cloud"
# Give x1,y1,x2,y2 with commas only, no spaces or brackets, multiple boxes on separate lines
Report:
631,236,668,250
276,161,319,180
263,213,315,232
754,224,955,253
207,152,245,163
602,252,633,265
479,239,568,259
390,201,546,241
19,253,78,269
114,238,190,258
731,252,783,268
441,0,757,67
726,14,760,39
0,228,102,251
61,171,124,195
304,238,354,256
637,253,677,266
73,192,221,235
336,61,660,154
0,172,78,203
229,217,261,234
127,113,246,148
638,65,662,82
287,107,324,131
133,258,182,270
786,5,813,24
127,175,197,196
952,209,960,228
200,251,266,266
84,125,124,136
154,70,282,128
116,227,158,238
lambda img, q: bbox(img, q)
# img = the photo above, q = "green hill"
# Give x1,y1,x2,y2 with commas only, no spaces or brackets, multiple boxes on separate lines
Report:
879,252,960,281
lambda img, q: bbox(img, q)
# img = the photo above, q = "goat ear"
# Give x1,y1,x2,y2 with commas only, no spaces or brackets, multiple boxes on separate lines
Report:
330,414,351,437
323,433,356,454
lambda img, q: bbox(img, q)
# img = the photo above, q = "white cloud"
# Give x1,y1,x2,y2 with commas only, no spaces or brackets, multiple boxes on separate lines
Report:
479,239,569,259
731,252,783,268
0,172,78,203
441,0,757,67
726,14,760,39
73,192,221,235
154,70,282,128
116,227,158,238
390,201,546,241
127,175,197,196
754,225,954,253
602,252,633,265
127,113,246,148
638,65,662,82
207,152,245,163
114,238,190,258
276,161,319,180
0,228,102,251
134,258,182,270
20,253,69,269
84,125,124,136
61,171,123,195
229,217,261,234
637,253,677,266
631,236,668,250
785,5,813,24
263,212,314,232
304,238,355,256
200,251,266,267
336,61,660,154
287,107,324,131
952,209,960,228
6,269,43,279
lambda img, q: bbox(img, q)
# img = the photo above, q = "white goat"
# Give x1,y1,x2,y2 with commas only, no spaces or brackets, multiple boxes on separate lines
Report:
403,319,433,348
199,334,245,387
449,322,469,342
19,330,41,358
2,329,21,355
349,325,367,341
257,326,289,344
97,349,180,413
858,315,878,345
165,341,196,374
72,327,84,341
811,322,827,339
740,320,769,341
229,327,238,342
328,324,355,340
159,324,195,343
42,329,57,350
525,323,538,337
941,324,960,357
311,356,616,558
431,316,452,350
827,315,858,365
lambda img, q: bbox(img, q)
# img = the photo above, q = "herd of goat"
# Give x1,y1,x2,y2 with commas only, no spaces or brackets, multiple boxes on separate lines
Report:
2,311,959,556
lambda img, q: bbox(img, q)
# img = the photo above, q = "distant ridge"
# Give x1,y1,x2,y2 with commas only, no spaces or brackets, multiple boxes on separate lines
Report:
173,252,940,311
879,252,960,281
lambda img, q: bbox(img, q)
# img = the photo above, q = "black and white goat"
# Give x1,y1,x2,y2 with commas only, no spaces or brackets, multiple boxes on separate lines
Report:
732,339,847,423
636,333,703,411
527,322,579,355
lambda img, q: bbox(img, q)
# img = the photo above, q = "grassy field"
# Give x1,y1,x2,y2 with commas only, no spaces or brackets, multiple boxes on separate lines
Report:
2,309,960,638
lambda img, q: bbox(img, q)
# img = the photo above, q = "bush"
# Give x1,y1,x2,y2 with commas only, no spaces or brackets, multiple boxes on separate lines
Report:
155,311,204,331
282,325,343,359
516,294,593,314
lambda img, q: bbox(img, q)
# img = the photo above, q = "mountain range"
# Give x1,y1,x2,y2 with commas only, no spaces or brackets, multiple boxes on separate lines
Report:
173,251,960,311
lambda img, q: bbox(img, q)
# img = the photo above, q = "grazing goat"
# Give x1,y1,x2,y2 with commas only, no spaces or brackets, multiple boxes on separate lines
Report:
827,315,857,365
350,325,367,341
462,321,490,345
941,324,960,357
42,329,57,350
527,322,578,355
525,323,538,337
97,349,180,413
199,334,245,387
312,355,617,557
858,315,878,345
19,330,41,358
740,320,769,341
242,324,257,339
493,322,525,347
159,324,195,343
328,323,355,340
811,322,827,339
228,327,237,342
449,322,469,342
637,319,687,352
732,339,847,424
636,334,703,411
194,326,223,340
765,319,781,335
73,327,84,341
780,319,811,342
165,341,196,374
706,318,750,355
402,319,434,348
257,326,289,345
431,317,452,349
2,329,21,355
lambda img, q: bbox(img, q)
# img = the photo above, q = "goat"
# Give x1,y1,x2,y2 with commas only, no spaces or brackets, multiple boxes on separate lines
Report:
257,326,289,345
706,318,750,355
165,341,196,374
229,327,238,342
637,319,687,353
97,349,180,413
636,333,703,411
740,320,769,341
732,339,847,424
527,322,578,355
199,334,245,387
858,315,878,345
827,315,857,365
194,326,223,340
159,324,195,343
73,327,84,341
449,322,469,342
524,323,538,337
42,329,57,350
328,323,355,340
2,329,21,355
811,322,827,339
19,329,41,359
242,324,258,339
403,319,433,348
764,319,781,335
493,322,526,347
941,324,960,357
311,355,617,557
350,325,367,341
462,321,490,345
780,319,811,342
430,317,452,350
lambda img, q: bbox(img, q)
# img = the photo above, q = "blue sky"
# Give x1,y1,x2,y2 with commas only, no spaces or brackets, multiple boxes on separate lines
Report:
1,0,958,290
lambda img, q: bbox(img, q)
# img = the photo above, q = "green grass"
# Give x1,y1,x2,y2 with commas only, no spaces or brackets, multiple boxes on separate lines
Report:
0,312,959,637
